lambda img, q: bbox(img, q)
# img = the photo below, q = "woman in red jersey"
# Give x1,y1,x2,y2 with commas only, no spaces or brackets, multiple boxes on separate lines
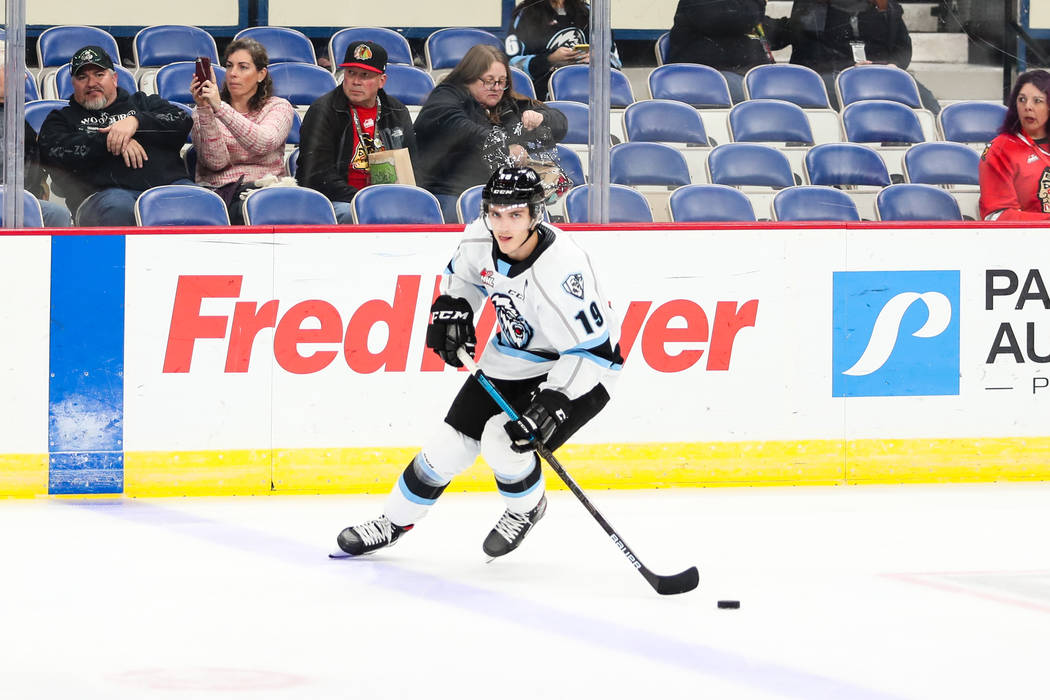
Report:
979,69,1050,221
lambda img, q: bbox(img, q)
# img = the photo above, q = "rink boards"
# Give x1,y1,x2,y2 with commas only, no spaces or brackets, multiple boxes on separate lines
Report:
2,222,1049,496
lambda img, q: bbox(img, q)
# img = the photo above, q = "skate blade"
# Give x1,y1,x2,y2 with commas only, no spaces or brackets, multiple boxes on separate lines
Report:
329,549,353,559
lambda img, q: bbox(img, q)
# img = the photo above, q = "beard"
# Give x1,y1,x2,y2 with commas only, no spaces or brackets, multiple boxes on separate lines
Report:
80,93,109,110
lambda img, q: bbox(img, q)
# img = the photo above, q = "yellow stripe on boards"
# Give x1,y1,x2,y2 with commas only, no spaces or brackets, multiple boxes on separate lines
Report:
0,454,49,497
123,449,273,497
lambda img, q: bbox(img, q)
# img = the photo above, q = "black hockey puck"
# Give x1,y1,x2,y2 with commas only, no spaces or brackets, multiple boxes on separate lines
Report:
717,600,740,609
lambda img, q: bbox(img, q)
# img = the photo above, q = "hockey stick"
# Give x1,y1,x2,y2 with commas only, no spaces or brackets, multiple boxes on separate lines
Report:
455,347,699,596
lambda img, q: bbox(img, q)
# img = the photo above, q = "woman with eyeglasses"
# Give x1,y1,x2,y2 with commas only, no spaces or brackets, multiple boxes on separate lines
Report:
414,44,567,223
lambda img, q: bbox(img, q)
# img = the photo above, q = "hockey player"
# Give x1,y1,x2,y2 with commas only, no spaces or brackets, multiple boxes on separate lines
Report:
333,166,623,559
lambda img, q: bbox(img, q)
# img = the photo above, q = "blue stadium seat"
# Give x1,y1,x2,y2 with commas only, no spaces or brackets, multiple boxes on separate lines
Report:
285,147,300,178
424,28,502,71
938,101,1007,144
134,25,219,69
563,184,653,223
155,62,227,107
0,186,44,228
351,184,444,224
24,100,67,134
24,71,39,101
546,101,589,144
668,184,756,222
648,63,732,108
53,63,137,99
456,184,484,224
134,185,231,226
555,145,585,188
242,187,338,225
287,111,303,145
743,64,831,109
234,26,316,65
836,65,922,109
624,99,708,145
510,67,536,100
903,142,980,186
707,144,795,188
268,62,337,108
610,142,691,187
729,99,814,144
548,65,634,107
382,64,434,106
37,25,121,69
842,100,925,144
876,183,962,221
654,32,671,65
804,143,891,187
773,186,860,222
330,27,414,68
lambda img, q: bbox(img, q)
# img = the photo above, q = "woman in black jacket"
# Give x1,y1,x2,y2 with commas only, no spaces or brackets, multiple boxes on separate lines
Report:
414,44,568,223
505,0,621,101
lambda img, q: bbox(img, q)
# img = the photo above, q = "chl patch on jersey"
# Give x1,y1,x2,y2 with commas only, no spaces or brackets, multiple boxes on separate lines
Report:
480,267,495,287
562,273,585,299
492,293,533,349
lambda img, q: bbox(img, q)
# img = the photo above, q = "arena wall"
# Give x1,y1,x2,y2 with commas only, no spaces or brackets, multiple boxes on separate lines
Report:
2,222,1048,497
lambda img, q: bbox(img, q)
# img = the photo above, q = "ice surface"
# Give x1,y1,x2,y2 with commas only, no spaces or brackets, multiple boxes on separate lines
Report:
2,483,1048,699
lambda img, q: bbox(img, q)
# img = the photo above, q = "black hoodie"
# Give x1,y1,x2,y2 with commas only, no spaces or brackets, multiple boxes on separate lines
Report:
38,87,192,211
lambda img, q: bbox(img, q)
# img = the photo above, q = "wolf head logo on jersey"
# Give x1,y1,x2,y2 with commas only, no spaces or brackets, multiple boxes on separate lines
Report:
492,293,533,349
562,273,585,299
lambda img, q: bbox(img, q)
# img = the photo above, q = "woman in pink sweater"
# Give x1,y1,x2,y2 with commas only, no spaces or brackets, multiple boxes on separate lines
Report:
190,38,294,223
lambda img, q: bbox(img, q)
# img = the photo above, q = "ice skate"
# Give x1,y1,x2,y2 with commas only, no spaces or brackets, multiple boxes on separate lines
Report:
483,494,547,560
330,515,413,558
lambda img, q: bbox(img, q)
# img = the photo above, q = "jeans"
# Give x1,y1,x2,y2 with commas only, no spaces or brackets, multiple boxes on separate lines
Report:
77,179,195,227
331,200,354,224
39,198,72,227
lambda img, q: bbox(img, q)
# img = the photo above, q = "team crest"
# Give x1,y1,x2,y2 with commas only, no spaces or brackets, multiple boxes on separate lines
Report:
1040,168,1050,212
492,294,533,349
980,144,990,161
562,273,585,299
354,44,374,61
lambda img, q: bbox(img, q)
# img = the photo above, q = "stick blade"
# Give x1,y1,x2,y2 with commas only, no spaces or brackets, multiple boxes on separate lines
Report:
649,566,699,595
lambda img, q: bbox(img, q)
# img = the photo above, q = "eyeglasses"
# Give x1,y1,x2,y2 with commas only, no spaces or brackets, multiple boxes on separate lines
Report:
478,78,509,91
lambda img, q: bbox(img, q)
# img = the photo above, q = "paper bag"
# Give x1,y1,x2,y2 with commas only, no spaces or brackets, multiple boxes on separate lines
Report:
369,148,416,186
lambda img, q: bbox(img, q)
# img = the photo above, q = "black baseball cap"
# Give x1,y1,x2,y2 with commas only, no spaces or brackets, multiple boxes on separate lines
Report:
340,41,387,74
70,45,115,75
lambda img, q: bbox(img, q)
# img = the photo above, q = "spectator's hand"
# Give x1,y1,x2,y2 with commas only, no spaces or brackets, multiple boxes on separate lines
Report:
508,143,528,165
574,49,590,64
521,110,544,131
99,115,140,156
548,46,580,67
121,138,148,169
191,72,222,110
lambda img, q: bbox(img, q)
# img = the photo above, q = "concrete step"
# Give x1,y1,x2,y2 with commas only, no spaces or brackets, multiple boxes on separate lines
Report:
766,1,940,33
909,62,1003,101
769,31,969,64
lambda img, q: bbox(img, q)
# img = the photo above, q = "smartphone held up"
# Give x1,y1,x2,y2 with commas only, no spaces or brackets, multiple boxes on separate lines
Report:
194,56,211,84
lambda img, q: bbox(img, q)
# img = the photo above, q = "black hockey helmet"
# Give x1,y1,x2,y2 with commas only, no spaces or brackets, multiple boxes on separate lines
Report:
482,166,546,222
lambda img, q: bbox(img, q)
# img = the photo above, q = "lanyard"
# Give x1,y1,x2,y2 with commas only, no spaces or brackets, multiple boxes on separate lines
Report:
350,96,383,154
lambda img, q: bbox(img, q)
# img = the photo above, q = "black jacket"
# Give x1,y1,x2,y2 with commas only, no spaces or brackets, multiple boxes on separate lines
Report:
414,83,568,198
667,0,789,73
38,88,192,212
789,0,912,74
296,86,417,204
0,108,47,199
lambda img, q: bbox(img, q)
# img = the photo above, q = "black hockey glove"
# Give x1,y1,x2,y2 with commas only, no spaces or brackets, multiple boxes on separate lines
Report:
504,389,571,453
426,295,476,367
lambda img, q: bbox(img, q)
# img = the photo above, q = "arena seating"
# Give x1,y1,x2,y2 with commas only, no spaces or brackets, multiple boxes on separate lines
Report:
773,185,861,222
351,184,444,225
0,186,44,227
234,26,316,65
134,185,231,226
242,187,337,225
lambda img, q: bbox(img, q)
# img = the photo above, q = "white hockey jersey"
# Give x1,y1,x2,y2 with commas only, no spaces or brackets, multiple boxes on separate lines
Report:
442,219,623,400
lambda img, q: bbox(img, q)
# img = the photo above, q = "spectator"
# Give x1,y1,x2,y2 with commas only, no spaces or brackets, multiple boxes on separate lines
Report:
190,38,294,224
505,0,621,101
414,44,567,223
0,46,72,226
666,0,789,103
979,69,1050,221
38,46,194,226
296,40,418,224
788,0,941,113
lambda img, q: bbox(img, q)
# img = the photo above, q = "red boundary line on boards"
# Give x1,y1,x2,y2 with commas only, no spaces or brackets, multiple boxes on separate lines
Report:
2,219,1047,237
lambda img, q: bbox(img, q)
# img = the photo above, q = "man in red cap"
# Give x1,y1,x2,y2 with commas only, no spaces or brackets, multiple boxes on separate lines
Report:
297,40,418,222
